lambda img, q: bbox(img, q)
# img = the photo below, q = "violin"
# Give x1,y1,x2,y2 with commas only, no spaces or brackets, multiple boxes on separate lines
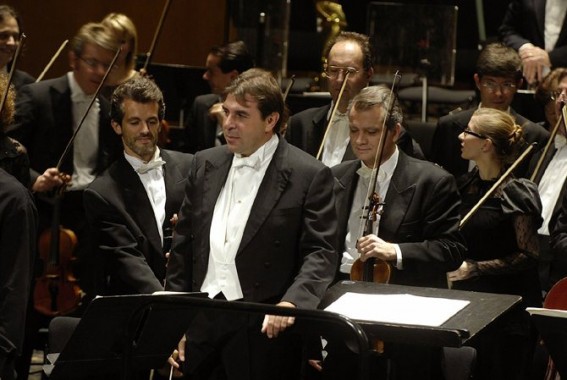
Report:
34,181,82,316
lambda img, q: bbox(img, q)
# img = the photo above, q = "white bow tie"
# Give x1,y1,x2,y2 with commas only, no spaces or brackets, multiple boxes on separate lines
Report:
357,165,387,182
233,155,261,169
136,158,166,174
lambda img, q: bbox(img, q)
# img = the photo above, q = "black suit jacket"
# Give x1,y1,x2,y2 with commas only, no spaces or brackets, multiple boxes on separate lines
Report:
500,0,567,68
6,75,122,184
287,104,425,161
431,107,550,178
184,93,220,153
166,137,338,309
84,149,192,295
332,152,465,288
13,69,35,92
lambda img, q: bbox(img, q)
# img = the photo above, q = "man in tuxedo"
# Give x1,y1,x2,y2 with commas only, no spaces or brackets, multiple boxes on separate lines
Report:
323,85,465,380
7,22,122,377
84,76,192,295
286,31,422,165
431,43,549,179
500,0,567,86
7,22,122,294
184,40,254,153
166,68,338,379
530,68,567,292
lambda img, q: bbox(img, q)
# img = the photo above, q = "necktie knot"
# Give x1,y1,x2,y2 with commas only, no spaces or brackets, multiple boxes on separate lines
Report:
137,158,166,174
357,165,387,182
233,155,260,169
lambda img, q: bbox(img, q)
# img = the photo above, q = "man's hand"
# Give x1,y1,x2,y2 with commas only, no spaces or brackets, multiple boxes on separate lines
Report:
519,43,551,85
165,335,186,378
32,168,70,193
447,260,478,282
356,234,396,262
261,301,296,339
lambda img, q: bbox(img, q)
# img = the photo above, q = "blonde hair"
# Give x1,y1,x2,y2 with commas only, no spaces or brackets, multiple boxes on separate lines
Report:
472,108,524,165
70,22,119,57
101,13,138,72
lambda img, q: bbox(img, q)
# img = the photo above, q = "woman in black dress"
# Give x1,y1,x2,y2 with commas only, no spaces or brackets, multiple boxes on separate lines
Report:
447,107,542,380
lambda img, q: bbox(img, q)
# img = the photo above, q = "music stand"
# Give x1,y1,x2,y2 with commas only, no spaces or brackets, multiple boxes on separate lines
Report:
44,293,207,380
45,293,372,380
528,308,567,378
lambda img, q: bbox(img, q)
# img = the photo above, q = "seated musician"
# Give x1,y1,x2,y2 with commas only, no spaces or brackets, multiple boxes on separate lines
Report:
430,43,549,179
183,40,254,153
321,85,465,380
448,108,542,379
286,31,423,166
84,76,192,295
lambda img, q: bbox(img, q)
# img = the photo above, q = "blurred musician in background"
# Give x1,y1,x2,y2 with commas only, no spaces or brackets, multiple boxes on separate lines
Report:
0,5,34,90
100,12,139,99
84,76,192,296
183,40,254,153
286,31,423,166
500,0,567,86
431,43,549,179
6,22,122,296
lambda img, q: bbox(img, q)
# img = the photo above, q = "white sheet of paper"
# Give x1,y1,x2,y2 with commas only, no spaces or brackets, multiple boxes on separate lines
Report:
527,307,567,319
325,292,470,327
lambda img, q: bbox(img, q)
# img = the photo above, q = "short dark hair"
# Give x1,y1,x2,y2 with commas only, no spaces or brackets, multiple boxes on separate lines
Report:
476,43,522,80
224,68,285,133
211,40,254,74
328,31,374,71
110,76,165,123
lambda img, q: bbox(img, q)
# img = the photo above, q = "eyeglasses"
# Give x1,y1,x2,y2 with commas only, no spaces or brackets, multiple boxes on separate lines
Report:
551,89,567,101
78,56,116,72
463,128,486,139
324,65,360,79
480,80,517,93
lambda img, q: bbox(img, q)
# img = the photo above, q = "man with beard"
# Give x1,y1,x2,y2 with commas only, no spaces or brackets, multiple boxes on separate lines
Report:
84,76,192,295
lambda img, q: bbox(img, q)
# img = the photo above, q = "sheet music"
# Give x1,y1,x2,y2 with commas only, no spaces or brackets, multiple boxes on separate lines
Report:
527,307,567,319
325,292,469,327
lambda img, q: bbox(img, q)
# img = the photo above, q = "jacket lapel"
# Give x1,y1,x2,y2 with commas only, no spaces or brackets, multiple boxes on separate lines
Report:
381,152,416,239
334,161,360,246
237,138,291,254
114,156,164,256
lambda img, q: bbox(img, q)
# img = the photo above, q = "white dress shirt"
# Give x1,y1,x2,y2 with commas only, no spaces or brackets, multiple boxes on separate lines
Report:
202,134,279,300
67,72,99,190
341,148,403,274
538,135,567,235
322,103,350,167
124,148,167,244
545,0,567,51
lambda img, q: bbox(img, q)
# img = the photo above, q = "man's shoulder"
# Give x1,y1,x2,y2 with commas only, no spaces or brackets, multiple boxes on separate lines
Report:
402,153,454,182
437,108,474,126
330,159,358,176
193,93,219,107
290,104,330,123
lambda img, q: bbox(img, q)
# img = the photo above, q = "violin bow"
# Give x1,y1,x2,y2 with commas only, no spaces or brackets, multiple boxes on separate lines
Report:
142,0,172,73
358,71,402,237
36,39,69,83
460,142,537,229
316,70,351,160
0,33,26,117
530,103,567,183
56,45,122,170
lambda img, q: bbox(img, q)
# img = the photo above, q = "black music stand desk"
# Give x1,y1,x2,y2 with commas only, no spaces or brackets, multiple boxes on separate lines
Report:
321,281,522,348
45,292,372,380
528,307,567,378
